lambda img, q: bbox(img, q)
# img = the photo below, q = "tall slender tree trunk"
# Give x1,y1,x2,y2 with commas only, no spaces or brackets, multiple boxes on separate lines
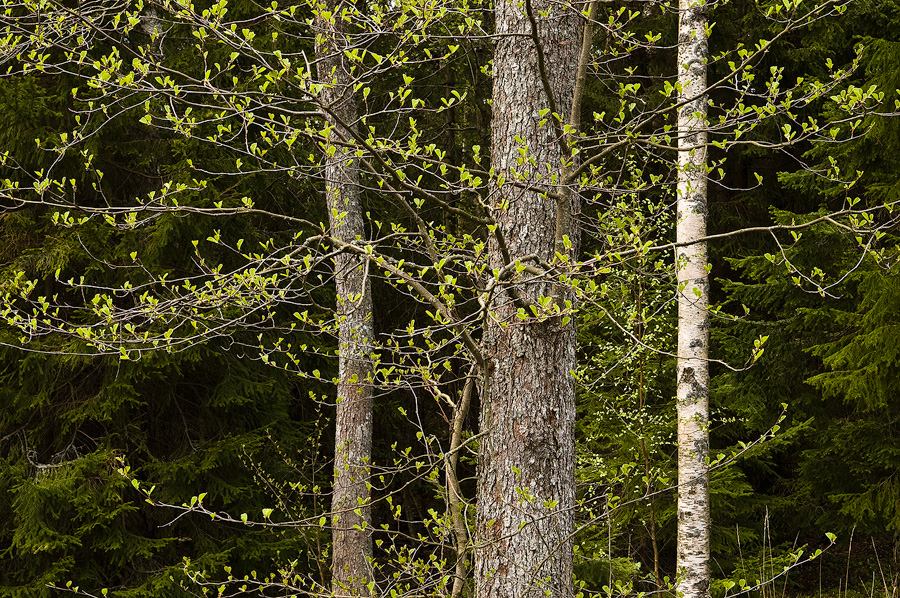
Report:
475,1,580,597
316,4,374,594
675,0,710,597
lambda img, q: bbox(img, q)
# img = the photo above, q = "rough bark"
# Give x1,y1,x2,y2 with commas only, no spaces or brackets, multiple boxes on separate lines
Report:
316,4,374,594
675,0,711,597
474,1,580,597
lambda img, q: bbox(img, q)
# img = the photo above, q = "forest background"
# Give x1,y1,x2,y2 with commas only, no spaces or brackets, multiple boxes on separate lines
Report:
0,0,899,595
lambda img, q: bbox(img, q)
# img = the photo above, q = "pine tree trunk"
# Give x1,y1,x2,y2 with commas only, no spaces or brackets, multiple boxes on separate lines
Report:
316,5,374,594
475,1,580,596
675,0,710,596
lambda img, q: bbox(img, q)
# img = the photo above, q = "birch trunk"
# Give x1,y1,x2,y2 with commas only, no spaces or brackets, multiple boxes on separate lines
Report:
316,4,374,594
675,0,710,597
475,1,580,597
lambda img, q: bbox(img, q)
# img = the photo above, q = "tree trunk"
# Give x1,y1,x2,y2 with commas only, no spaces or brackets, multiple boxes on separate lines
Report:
475,1,580,597
316,5,374,594
675,0,710,597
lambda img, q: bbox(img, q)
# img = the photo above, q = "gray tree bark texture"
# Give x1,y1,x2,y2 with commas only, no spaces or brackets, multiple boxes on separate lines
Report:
475,1,580,597
675,0,711,597
316,4,374,594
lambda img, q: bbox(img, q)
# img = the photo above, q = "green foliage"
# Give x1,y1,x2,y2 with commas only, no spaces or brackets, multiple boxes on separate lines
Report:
0,0,898,595
0,48,330,595
804,270,900,533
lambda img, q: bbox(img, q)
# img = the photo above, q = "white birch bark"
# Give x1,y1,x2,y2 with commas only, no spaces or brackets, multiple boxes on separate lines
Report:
675,0,710,597
475,1,580,597
316,4,374,594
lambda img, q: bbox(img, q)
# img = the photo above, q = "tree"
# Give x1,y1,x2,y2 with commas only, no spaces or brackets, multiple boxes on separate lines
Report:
315,0,375,592
675,0,711,596
474,0,581,595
